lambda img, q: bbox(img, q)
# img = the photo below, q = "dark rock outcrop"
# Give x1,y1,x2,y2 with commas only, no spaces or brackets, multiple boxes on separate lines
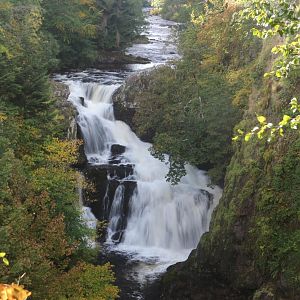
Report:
82,143,137,243
111,144,126,156
96,51,151,66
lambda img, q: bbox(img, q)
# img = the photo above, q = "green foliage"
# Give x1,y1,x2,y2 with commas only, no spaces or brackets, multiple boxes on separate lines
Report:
241,0,300,78
96,0,145,50
0,253,9,266
41,0,100,68
0,1,55,117
0,108,118,299
234,0,300,142
50,263,119,300
0,1,123,297
133,3,265,184
0,0,145,71
233,97,300,142
253,135,300,287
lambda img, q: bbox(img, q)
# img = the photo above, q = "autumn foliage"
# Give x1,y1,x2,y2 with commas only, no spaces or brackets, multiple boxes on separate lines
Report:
0,284,31,300
0,2,119,298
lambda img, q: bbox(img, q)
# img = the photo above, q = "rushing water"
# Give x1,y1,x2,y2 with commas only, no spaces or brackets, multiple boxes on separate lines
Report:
56,10,222,298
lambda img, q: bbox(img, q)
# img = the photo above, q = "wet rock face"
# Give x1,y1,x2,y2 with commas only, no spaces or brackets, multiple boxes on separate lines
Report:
160,243,252,300
82,144,137,243
110,144,126,156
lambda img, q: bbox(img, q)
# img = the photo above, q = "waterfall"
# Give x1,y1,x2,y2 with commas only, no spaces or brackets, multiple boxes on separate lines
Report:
68,81,222,260
55,10,222,292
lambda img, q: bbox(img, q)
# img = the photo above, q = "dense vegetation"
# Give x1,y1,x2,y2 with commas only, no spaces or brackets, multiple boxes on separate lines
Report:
146,0,300,298
0,0,145,298
132,1,263,184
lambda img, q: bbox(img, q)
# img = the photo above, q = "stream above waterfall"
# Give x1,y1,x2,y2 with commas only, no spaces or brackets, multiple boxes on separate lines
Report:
55,10,222,300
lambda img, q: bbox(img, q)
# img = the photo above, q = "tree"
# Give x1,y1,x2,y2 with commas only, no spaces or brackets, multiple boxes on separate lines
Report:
96,0,144,49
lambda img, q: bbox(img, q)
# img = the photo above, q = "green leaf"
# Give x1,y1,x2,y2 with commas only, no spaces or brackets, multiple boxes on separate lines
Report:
257,115,266,124
280,115,291,126
245,133,252,142
275,70,282,78
0,252,6,258
3,258,9,266
279,128,284,136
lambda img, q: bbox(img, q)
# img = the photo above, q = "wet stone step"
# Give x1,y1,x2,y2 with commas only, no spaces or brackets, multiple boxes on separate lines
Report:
110,144,126,156
83,163,137,229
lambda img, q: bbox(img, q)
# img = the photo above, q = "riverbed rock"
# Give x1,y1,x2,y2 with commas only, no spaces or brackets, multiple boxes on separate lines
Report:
112,74,140,131
96,51,151,67
111,144,126,156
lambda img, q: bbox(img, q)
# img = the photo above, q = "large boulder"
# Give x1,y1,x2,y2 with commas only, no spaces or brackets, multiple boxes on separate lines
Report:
112,68,159,142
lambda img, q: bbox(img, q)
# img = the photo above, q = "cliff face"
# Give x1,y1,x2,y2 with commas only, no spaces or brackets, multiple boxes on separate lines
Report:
111,39,300,299
160,62,300,299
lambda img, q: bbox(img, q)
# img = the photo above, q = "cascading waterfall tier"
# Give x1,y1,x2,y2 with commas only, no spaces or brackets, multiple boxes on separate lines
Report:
67,80,222,269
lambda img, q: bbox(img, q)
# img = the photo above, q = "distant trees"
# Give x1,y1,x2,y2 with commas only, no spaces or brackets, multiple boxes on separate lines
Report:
0,1,53,117
0,0,145,72
41,0,100,68
96,0,144,50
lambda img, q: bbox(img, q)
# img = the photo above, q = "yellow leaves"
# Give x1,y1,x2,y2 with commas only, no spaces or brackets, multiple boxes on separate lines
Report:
257,115,266,125
279,115,291,127
191,10,204,25
244,132,253,142
0,113,7,123
81,24,97,38
0,253,9,266
0,284,31,300
0,2,12,12
49,263,119,300
234,98,300,143
78,11,87,19
44,138,82,166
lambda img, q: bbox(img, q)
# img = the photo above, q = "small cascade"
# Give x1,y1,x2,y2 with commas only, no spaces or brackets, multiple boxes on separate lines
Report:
107,185,125,242
69,83,119,163
123,182,212,250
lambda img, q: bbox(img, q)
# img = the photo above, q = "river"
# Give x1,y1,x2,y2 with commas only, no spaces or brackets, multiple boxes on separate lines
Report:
55,10,222,300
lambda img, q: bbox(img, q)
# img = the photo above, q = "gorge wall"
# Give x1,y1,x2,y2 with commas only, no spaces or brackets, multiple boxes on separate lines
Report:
112,28,300,300
159,54,300,299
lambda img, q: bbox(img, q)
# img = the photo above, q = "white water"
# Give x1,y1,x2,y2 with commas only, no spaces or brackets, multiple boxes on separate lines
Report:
66,81,222,279
56,11,222,283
